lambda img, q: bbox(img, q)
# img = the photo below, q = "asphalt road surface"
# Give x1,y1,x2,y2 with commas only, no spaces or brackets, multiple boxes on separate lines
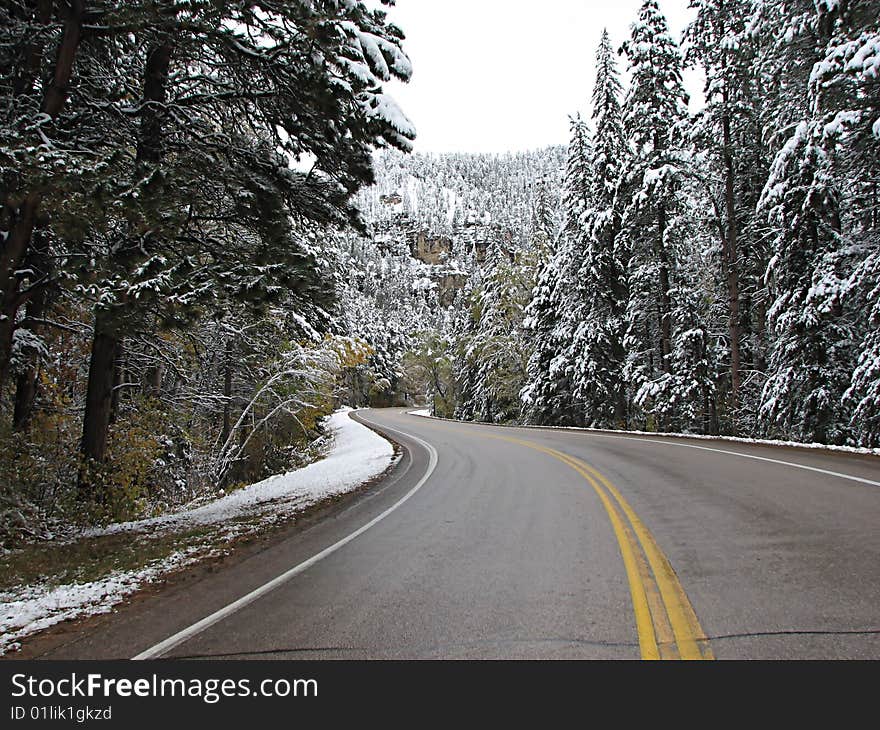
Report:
25,409,880,659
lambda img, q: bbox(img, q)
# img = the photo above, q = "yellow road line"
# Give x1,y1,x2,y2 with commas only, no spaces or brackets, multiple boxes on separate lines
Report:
517,440,713,660
409,416,712,660
622,515,679,659
538,444,661,660
538,445,686,659
570,454,714,660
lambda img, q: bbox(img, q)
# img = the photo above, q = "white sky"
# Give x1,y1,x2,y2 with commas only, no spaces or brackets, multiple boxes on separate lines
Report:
380,0,703,154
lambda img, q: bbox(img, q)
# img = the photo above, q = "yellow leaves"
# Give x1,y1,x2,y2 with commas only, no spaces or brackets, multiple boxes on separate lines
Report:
90,401,170,523
326,334,373,369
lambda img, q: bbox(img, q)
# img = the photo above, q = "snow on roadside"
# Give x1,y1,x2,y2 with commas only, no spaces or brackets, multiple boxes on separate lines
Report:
88,408,395,537
407,410,880,457
0,548,204,656
1,408,395,655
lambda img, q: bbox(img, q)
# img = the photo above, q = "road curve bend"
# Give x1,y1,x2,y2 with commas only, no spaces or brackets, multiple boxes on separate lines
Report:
29,408,880,660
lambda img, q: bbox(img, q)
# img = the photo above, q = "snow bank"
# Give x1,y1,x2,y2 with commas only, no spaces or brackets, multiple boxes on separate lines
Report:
89,408,395,537
1,409,395,655
0,549,203,655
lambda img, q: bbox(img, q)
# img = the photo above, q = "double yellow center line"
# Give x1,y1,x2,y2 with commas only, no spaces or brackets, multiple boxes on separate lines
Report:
507,436,713,660
422,418,713,660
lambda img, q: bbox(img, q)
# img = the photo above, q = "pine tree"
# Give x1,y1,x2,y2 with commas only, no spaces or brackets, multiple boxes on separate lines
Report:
521,118,591,425
561,115,593,235
478,239,535,422
73,1,417,490
619,0,690,429
685,0,769,426
570,30,629,428
756,0,861,444
834,5,880,446
1,0,105,403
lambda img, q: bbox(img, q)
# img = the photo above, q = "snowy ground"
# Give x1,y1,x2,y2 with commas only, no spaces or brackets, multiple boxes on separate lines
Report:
408,410,880,457
86,408,395,537
0,408,395,655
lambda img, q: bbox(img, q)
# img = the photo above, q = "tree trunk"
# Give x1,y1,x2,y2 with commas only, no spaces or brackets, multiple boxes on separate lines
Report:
144,362,163,396
614,388,628,429
132,39,173,404
109,343,124,425
41,0,85,118
721,88,742,413
0,193,40,401
221,340,234,446
81,310,122,472
657,205,673,373
13,368,39,431
1,1,84,399
78,37,172,495
12,265,50,430
138,41,173,165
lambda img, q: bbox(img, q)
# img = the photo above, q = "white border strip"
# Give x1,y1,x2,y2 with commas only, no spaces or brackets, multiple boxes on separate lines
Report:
132,418,437,660
573,433,880,489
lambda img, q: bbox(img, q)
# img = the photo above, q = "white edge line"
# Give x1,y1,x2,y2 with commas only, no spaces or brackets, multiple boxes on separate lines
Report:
407,410,880,489
580,433,880,488
132,414,438,660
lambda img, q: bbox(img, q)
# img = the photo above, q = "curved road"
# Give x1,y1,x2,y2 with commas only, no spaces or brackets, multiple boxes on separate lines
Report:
28,408,880,659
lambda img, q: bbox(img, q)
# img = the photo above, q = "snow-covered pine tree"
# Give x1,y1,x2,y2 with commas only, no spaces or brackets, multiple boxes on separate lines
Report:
74,0,417,488
477,237,537,422
520,237,571,424
1,0,119,406
531,172,559,256
521,117,591,425
834,5,880,446
561,115,593,236
588,29,627,216
452,269,485,422
664,191,726,433
619,0,691,430
847,252,880,446
570,30,630,428
756,0,861,445
684,0,771,430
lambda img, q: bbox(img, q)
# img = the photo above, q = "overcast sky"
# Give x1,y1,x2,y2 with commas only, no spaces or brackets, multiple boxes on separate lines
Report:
379,0,702,154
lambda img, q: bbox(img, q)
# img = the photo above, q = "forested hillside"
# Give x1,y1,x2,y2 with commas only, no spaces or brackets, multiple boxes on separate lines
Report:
336,147,565,416
377,0,879,451
522,0,880,447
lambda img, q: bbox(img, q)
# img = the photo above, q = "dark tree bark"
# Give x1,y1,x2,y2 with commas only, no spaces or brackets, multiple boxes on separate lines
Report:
81,322,122,466
41,0,85,118
12,247,51,430
721,81,743,413
144,363,163,396
0,192,40,401
1,1,84,400
221,340,234,446
79,37,172,490
109,344,124,425
13,367,39,431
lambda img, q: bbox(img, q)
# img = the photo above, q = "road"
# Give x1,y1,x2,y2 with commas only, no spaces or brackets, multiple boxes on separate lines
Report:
25,408,880,659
